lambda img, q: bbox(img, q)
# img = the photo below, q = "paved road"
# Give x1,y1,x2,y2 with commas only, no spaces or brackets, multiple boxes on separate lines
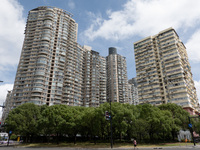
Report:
0,146,200,150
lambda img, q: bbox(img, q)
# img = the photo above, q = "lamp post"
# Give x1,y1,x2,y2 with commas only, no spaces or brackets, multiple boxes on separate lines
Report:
188,116,196,146
110,99,113,149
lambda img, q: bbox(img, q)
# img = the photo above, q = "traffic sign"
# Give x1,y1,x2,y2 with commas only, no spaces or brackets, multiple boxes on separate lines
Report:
188,123,192,128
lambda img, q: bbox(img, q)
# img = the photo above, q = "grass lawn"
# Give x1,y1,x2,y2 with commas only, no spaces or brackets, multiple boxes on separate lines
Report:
18,142,194,148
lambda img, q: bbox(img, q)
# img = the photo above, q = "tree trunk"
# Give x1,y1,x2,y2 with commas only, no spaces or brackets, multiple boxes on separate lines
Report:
25,134,29,143
56,133,59,145
171,130,175,141
94,136,96,144
74,134,76,145
163,131,165,142
30,134,33,143
149,132,153,143
47,134,50,143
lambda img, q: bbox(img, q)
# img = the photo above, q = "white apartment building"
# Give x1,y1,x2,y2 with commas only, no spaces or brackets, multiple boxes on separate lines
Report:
3,7,131,120
1,91,12,123
106,47,129,103
11,6,83,107
82,46,107,107
10,6,107,109
128,78,139,105
134,28,199,114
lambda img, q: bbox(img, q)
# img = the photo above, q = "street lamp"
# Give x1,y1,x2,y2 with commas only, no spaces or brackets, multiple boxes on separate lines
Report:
110,99,113,149
0,81,3,83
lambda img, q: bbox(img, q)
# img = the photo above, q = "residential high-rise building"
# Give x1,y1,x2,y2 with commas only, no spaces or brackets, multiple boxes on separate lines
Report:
106,47,129,103
128,78,139,105
134,28,199,114
127,84,132,104
82,46,107,107
7,7,130,116
11,6,83,108
1,91,12,123
99,55,107,105
10,6,108,109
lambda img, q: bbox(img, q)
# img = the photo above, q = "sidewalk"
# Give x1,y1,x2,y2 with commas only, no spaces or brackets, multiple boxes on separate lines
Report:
93,144,200,149
11,142,200,149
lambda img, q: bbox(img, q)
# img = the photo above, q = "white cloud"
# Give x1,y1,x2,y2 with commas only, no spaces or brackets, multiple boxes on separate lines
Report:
0,84,13,105
68,0,75,10
185,30,200,63
194,80,200,103
0,0,25,70
83,0,200,41
0,0,25,116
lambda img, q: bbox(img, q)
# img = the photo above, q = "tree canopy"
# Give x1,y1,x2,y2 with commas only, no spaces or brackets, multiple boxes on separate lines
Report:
4,102,194,143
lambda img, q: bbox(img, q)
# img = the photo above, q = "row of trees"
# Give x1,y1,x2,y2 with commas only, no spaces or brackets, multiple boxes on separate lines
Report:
4,102,200,143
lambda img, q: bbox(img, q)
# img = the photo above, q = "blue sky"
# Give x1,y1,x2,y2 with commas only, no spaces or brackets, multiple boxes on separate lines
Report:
1,0,200,111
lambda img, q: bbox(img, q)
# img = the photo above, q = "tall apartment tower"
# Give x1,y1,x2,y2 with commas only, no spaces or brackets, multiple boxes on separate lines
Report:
82,46,107,107
1,91,12,122
11,6,83,108
106,47,129,103
134,28,199,114
128,78,139,105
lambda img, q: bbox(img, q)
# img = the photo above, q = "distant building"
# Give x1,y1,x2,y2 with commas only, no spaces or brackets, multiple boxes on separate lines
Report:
106,47,129,103
134,27,199,114
127,84,132,104
128,78,139,105
1,91,12,123
82,46,107,107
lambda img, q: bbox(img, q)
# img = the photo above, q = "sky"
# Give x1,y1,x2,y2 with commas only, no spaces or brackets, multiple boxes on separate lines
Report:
1,0,200,115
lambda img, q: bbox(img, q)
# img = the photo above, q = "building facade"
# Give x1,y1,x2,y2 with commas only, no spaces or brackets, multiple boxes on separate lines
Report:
10,6,108,109
11,6,83,108
128,78,139,105
134,28,199,114
82,46,107,107
1,91,12,123
106,47,129,103
5,7,130,118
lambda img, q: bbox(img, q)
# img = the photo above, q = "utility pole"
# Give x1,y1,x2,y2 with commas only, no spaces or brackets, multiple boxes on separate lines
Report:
110,99,113,149
188,116,196,146
188,114,200,146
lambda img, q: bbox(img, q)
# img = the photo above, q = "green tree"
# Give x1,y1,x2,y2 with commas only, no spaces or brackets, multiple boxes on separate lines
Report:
5,103,41,143
127,103,148,141
38,104,68,143
158,103,189,140
138,104,173,142
39,104,71,144
157,110,173,141
81,107,101,143
67,106,85,144
124,104,139,140
98,102,112,140
111,103,134,141
132,118,148,141
37,105,51,142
